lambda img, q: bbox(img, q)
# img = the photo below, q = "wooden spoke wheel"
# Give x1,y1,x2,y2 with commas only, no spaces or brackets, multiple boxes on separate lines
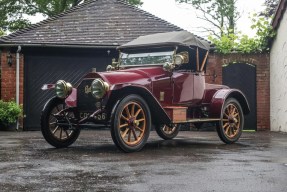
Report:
155,124,180,140
41,97,80,148
216,98,244,144
111,95,151,152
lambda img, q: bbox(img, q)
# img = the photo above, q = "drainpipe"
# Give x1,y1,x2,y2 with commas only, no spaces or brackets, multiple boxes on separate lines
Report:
16,45,21,130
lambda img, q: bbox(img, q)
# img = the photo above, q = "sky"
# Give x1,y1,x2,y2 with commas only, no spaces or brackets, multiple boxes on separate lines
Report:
29,0,266,37
141,0,266,37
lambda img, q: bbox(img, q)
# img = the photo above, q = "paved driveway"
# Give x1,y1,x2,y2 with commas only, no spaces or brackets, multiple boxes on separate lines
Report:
0,130,287,192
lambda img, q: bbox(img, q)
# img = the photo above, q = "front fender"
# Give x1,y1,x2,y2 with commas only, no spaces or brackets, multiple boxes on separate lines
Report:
106,84,171,125
209,89,250,118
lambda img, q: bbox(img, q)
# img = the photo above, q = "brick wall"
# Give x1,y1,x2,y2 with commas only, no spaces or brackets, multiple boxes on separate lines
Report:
207,53,270,130
0,49,24,105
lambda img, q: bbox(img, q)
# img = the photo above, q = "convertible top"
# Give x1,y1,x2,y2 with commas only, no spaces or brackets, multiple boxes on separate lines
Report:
118,31,210,51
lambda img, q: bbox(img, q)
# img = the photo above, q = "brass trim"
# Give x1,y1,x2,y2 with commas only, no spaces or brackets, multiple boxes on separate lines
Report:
160,92,165,101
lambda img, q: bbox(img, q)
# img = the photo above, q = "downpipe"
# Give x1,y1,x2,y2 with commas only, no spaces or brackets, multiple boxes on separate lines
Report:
16,46,21,130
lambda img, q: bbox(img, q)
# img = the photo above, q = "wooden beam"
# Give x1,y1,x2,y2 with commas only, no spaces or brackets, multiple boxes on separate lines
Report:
200,51,209,71
196,47,199,71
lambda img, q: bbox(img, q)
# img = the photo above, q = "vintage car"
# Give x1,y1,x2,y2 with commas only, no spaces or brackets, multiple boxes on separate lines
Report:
41,31,250,152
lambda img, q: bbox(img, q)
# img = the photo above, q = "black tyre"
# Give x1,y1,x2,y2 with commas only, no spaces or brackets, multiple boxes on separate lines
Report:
216,98,244,144
41,97,81,148
110,94,151,152
155,124,180,140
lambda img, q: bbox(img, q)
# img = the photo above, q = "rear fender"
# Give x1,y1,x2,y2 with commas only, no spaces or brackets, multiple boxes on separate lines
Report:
209,89,250,118
106,84,171,124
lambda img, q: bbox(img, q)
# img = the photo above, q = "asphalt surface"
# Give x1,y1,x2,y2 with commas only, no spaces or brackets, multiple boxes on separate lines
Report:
0,130,287,192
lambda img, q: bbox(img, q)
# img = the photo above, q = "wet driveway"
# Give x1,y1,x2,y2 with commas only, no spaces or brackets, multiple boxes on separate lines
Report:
0,130,287,192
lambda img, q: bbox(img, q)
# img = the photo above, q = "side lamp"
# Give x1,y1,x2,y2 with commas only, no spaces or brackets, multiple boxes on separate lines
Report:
7,52,12,67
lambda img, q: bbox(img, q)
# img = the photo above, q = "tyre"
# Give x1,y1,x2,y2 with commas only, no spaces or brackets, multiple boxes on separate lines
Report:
216,98,244,144
155,124,180,140
110,94,151,152
41,97,81,148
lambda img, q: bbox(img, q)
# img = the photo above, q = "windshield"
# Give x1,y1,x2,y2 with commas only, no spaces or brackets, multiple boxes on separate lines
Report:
120,51,174,66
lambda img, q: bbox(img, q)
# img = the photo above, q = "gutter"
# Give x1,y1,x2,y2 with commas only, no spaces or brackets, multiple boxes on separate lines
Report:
0,43,118,49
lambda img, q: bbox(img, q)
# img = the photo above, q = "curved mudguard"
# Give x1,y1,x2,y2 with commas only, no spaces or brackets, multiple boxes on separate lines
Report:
209,89,250,118
106,84,171,125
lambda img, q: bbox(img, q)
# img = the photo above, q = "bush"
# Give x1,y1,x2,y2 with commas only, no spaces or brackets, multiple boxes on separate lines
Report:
0,100,22,128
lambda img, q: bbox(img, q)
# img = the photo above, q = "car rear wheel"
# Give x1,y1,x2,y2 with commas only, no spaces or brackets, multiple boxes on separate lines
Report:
216,98,244,144
155,124,180,140
110,94,151,152
41,97,80,148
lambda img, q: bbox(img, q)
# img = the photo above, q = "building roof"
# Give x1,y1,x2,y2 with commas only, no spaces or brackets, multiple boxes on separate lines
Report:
272,0,287,30
0,0,183,48
118,31,210,51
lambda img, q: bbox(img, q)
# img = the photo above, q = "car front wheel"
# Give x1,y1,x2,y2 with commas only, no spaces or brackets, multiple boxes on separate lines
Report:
216,98,244,144
41,97,80,148
110,94,151,152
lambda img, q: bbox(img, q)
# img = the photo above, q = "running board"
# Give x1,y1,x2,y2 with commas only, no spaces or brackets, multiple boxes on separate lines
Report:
172,118,221,124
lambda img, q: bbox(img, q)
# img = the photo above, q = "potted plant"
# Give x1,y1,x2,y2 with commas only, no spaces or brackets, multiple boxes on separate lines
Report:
0,100,22,131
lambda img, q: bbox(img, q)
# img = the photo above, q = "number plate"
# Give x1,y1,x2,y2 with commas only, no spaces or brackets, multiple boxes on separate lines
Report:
79,112,106,121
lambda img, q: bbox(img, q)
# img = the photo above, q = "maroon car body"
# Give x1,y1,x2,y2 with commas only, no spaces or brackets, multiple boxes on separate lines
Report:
41,31,250,152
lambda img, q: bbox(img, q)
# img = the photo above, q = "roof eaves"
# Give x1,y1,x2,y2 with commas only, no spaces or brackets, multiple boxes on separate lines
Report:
0,42,117,49
272,0,287,30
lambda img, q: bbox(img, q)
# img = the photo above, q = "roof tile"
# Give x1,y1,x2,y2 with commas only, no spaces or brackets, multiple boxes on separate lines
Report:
0,0,183,47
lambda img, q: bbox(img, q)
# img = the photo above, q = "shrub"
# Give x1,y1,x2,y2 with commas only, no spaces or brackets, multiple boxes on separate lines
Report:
0,100,22,128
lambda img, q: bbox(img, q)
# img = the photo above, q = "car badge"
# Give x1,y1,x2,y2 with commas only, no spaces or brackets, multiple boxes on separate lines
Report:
85,85,91,94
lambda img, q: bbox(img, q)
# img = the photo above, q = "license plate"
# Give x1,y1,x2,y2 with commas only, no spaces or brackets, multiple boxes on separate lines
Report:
80,112,106,121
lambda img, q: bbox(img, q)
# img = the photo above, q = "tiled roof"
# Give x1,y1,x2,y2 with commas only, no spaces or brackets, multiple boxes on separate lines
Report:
0,0,183,47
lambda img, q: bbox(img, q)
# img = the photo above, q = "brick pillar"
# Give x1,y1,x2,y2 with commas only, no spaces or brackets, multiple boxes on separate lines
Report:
1,49,24,128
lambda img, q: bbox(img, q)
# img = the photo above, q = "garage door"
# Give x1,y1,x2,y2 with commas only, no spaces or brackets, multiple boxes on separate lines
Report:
24,48,113,130
222,63,257,130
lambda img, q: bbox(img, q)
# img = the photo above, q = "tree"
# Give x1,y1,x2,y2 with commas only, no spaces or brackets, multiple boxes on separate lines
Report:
0,0,143,35
260,0,280,19
176,0,239,38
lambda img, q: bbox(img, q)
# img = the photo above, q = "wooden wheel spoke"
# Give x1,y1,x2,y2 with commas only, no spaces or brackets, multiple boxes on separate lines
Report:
121,128,130,138
52,126,60,134
233,112,239,117
131,104,135,116
50,121,57,125
125,106,131,118
128,129,131,142
119,123,128,129
135,126,144,132
225,126,230,135
65,130,69,138
223,122,229,129
121,115,129,122
137,118,145,122
135,109,142,117
132,129,138,141
222,118,229,122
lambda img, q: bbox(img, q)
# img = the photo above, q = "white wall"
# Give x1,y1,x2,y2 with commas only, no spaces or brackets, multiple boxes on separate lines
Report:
270,9,287,132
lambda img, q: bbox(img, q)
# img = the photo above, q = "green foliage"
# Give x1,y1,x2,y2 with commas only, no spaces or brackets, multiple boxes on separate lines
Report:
260,0,279,19
0,0,143,33
0,100,22,128
209,14,276,54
